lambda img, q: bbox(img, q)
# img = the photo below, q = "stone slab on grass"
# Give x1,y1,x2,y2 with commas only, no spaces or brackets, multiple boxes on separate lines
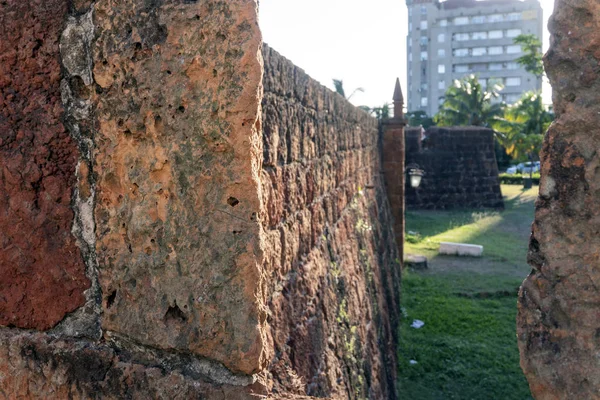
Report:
405,254,428,270
439,242,483,257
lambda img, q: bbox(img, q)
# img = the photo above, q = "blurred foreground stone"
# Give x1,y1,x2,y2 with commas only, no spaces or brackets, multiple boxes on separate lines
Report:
517,0,600,398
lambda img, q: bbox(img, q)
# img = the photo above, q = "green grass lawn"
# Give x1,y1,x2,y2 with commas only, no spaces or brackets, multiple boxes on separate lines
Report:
398,185,538,400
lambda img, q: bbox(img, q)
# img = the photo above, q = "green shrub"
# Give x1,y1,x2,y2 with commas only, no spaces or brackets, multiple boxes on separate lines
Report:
498,173,540,185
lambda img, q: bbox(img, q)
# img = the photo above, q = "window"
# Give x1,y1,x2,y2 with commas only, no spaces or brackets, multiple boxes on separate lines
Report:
454,33,469,41
438,97,445,105
437,49,446,57
437,33,445,43
472,31,487,40
489,63,503,71
488,14,503,23
472,15,486,24
479,78,487,88
421,5,427,14
507,12,521,21
438,80,445,90
409,22,413,31
454,48,469,57
507,62,519,70
506,77,521,86
489,30,503,39
507,45,521,54
454,64,469,73
454,16,469,25
438,64,446,74
472,63,487,72
420,20,428,30
488,77,503,87
488,46,503,55
421,51,428,61
440,19,448,27
472,47,487,56
421,97,428,107
409,52,413,62
421,83,428,91
420,36,428,46
507,29,522,38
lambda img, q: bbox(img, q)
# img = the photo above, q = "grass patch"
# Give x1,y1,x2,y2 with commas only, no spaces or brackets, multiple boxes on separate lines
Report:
398,185,537,400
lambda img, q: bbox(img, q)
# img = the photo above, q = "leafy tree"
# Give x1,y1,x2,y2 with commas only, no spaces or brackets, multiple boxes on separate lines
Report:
332,79,364,101
493,91,553,178
406,110,435,128
371,103,391,120
514,34,544,78
358,103,390,121
434,74,505,127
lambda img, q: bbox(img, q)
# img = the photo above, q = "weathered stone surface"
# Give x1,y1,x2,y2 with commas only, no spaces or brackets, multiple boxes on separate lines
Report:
0,1,403,398
261,46,401,399
91,0,266,375
0,329,267,400
0,0,90,330
405,127,504,210
517,1,600,398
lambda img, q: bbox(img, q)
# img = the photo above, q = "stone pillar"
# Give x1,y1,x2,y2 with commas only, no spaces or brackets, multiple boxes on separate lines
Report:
381,79,406,262
517,0,600,398
0,1,268,398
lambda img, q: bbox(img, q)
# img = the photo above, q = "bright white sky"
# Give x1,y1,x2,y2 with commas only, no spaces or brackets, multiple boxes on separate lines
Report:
259,0,556,110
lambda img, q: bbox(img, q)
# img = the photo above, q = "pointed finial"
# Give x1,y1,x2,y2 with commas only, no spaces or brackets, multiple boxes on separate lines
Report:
393,78,404,119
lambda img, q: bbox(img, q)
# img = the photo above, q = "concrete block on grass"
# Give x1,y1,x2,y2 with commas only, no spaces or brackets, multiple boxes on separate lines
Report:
439,242,483,257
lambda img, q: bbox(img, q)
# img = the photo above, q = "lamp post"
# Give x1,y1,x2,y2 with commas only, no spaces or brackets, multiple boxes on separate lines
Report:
406,164,424,188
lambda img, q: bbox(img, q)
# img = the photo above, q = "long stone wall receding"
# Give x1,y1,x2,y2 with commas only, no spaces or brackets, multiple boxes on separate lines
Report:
517,0,600,398
261,46,401,399
405,127,504,210
0,2,402,398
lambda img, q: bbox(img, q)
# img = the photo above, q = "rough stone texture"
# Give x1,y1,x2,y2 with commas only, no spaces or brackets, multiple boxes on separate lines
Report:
0,329,267,400
405,127,504,210
0,2,404,398
91,0,267,375
517,1,600,398
0,0,90,330
261,46,401,399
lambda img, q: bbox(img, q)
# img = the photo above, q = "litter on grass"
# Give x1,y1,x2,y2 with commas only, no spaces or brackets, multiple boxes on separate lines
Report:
409,360,418,365
411,319,425,329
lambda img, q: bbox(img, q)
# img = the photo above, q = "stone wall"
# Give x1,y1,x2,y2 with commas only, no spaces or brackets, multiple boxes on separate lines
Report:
0,2,402,398
405,127,504,210
517,0,600,398
0,0,269,397
0,0,89,331
261,46,401,399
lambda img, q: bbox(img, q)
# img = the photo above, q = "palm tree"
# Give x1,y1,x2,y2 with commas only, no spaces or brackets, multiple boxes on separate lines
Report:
435,74,505,127
493,91,553,179
332,79,364,101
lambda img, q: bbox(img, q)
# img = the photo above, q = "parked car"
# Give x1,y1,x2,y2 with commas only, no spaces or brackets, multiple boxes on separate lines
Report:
521,161,540,174
506,162,539,175
506,165,519,174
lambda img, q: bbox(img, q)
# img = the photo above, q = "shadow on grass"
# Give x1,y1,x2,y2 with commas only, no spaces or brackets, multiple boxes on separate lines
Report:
406,185,537,267
398,185,537,400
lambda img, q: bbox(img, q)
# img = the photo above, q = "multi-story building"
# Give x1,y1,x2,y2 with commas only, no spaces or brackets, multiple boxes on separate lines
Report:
406,0,543,116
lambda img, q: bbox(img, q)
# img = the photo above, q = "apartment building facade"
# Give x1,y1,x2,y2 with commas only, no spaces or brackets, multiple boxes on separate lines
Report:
406,0,543,116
